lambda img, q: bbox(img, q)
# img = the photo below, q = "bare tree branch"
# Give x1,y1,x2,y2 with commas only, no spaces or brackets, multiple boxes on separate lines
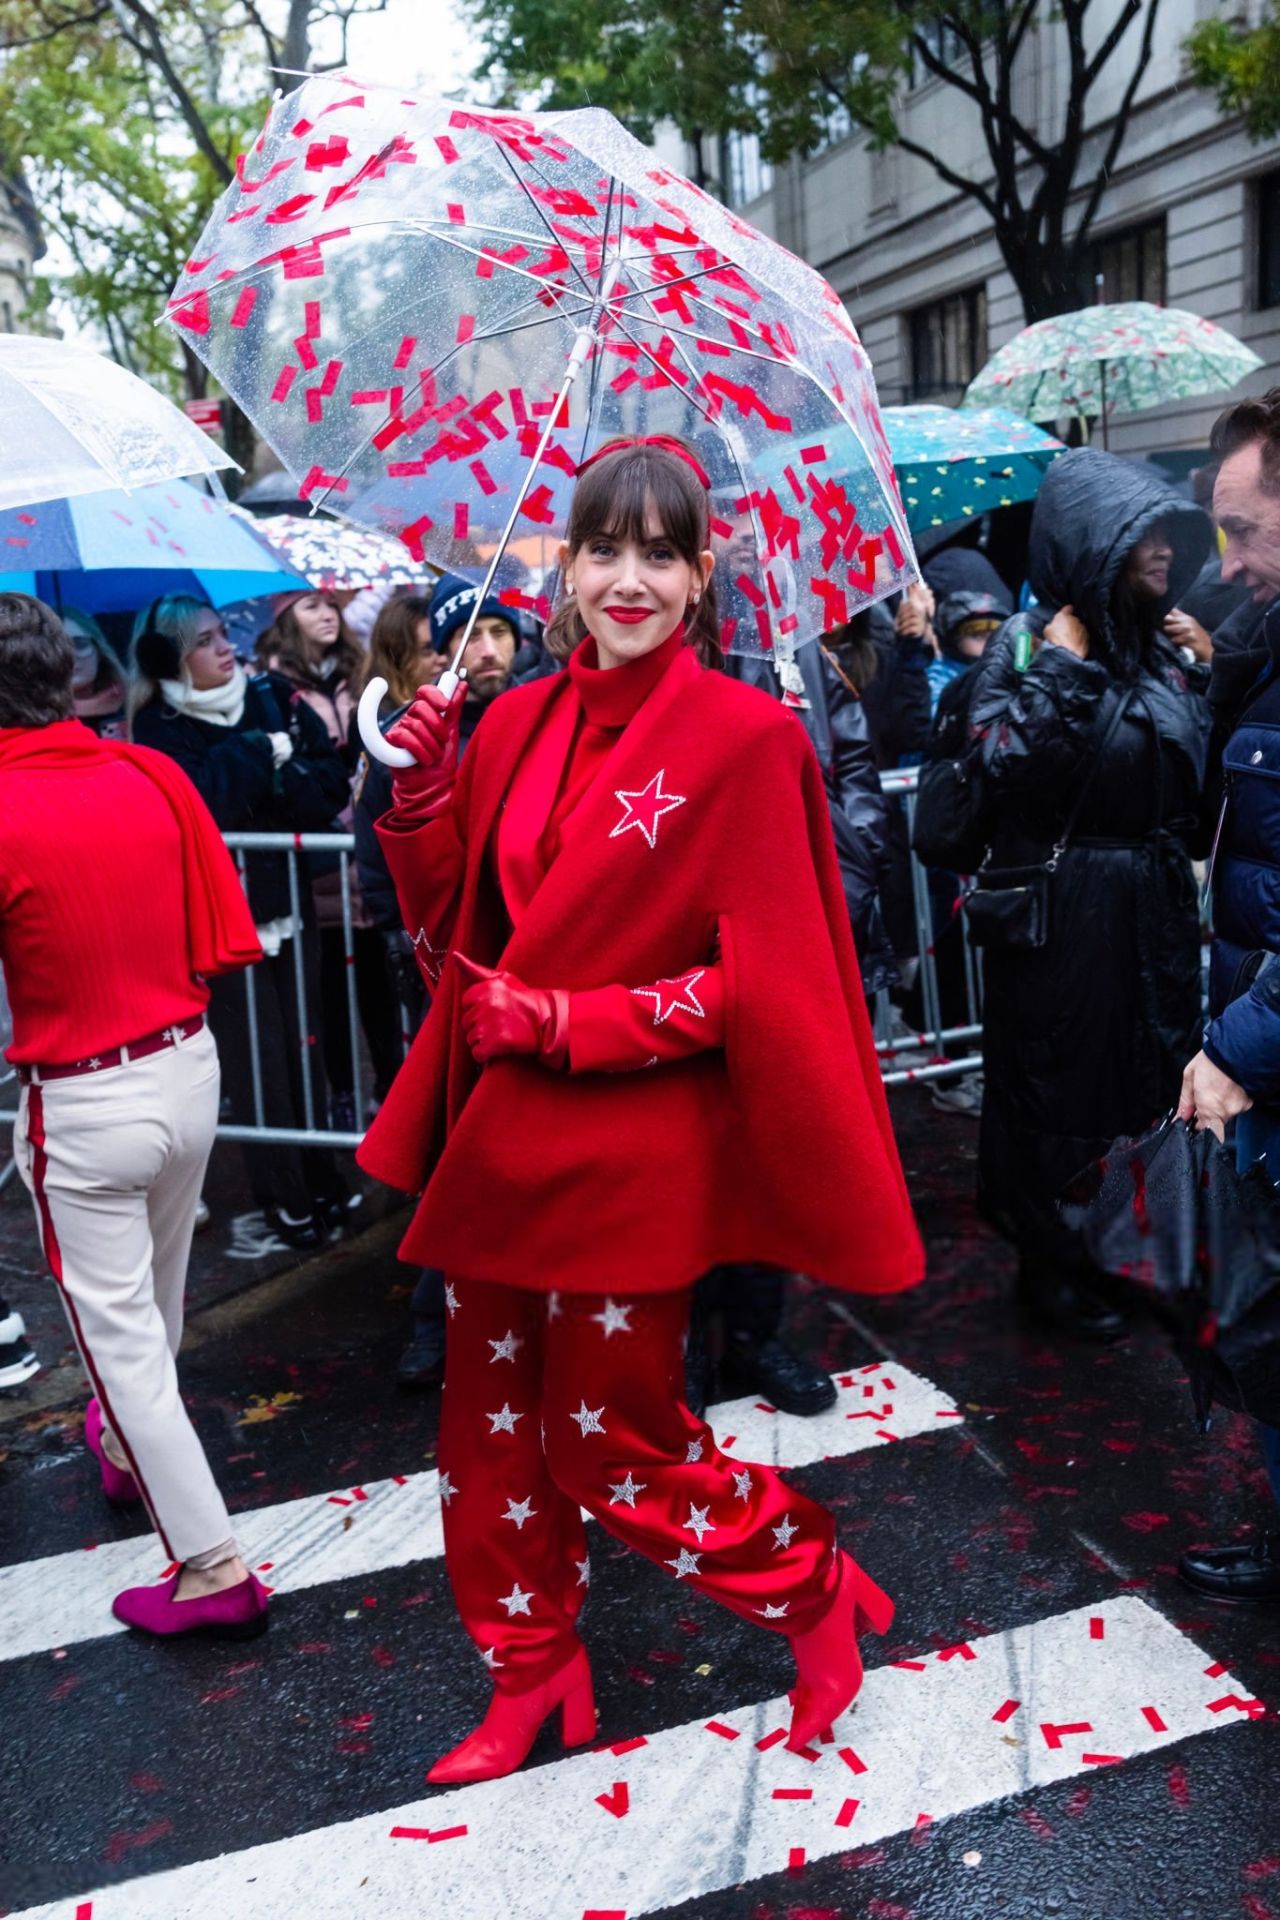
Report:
0,3,111,51
1075,0,1161,240
104,0,235,183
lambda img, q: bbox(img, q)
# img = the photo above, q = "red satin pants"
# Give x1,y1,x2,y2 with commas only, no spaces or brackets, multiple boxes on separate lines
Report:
437,1279,839,1689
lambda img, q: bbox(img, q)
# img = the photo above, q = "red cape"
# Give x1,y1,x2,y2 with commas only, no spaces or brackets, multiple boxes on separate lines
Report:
359,660,924,1296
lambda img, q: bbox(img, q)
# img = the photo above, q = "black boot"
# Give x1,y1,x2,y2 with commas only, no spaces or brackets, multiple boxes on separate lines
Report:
397,1321,445,1391
1178,1530,1280,1604
719,1335,838,1416
1016,1261,1129,1344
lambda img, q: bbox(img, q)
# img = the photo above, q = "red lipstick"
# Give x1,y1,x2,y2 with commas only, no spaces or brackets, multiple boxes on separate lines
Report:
604,606,655,625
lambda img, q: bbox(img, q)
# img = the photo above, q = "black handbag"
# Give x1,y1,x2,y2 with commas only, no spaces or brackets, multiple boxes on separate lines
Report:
963,686,1135,951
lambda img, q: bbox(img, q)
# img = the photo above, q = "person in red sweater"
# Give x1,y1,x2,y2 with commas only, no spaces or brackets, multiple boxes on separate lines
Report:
0,593,270,1642
358,438,924,1785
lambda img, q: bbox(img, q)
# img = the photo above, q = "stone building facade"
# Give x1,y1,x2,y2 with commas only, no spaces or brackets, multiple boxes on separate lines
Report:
663,0,1280,464
0,167,45,334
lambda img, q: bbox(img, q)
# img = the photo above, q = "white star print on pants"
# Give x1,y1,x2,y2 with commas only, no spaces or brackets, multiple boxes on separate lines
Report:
435,1279,840,1691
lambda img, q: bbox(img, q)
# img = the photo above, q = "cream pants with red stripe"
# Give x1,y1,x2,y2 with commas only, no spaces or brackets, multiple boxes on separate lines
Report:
14,1026,238,1565
439,1280,840,1689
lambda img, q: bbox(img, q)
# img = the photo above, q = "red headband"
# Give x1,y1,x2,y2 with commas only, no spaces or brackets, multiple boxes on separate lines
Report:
575,434,711,491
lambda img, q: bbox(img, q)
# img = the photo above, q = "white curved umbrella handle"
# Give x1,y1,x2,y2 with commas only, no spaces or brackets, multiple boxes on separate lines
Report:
356,676,415,769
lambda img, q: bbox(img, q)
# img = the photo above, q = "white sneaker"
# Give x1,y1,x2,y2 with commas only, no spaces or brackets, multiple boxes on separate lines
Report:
931,1072,984,1116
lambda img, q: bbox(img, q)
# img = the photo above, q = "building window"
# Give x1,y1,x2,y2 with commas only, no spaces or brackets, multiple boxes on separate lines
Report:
1080,217,1167,306
719,127,773,210
0,301,12,334
909,284,988,403
910,19,966,87
1258,169,1280,310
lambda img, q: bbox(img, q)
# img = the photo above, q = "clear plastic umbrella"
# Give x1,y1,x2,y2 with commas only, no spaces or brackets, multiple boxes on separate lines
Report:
0,336,236,510
164,76,915,690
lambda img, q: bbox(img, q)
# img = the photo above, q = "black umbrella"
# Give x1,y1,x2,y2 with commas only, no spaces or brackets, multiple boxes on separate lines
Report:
1062,1115,1280,1426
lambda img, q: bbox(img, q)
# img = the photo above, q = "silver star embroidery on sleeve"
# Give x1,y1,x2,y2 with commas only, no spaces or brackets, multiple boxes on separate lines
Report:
488,1330,523,1364
501,1496,537,1530
444,1282,460,1318
683,1503,716,1543
437,1471,457,1504
487,1403,522,1434
411,927,449,985
731,1468,754,1500
665,1547,702,1579
685,1438,704,1463
481,1646,504,1670
630,969,707,1027
756,1601,790,1619
608,1471,646,1507
771,1514,799,1550
570,1401,607,1436
610,769,687,849
575,1556,591,1587
498,1582,534,1616
590,1299,633,1338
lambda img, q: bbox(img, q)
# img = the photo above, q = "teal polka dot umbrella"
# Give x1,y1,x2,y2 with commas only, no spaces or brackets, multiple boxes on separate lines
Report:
963,302,1262,441
883,405,1066,533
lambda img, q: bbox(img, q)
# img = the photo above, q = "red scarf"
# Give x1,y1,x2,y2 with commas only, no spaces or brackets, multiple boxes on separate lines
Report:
0,720,262,975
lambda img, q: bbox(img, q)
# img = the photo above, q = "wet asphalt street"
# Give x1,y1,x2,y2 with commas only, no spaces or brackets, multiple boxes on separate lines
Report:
1,1088,1278,1920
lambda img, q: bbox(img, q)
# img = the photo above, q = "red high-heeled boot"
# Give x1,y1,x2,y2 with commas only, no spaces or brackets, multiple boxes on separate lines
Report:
427,1643,597,1785
786,1549,894,1753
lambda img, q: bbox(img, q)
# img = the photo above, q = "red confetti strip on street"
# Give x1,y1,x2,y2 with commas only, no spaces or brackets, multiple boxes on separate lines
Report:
755,1727,787,1751
1081,1753,1124,1766
705,1720,739,1739
787,1847,806,1874
1207,1693,1267,1716
772,1788,813,1801
915,1813,933,1829
936,1643,977,1662
596,1782,630,1818
839,1746,867,1774
1041,1721,1093,1749
1089,1617,1105,1640
1205,1660,1228,1678
1141,1705,1168,1732
610,1735,648,1755
891,1658,927,1670
992,1698,1021,1723
835,1798,859,1827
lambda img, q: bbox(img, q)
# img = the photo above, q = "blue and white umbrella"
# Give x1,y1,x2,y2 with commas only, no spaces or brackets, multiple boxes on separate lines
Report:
0,477,305,613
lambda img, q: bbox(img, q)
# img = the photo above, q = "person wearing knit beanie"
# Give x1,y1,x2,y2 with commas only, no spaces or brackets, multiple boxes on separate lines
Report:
428,572,520,706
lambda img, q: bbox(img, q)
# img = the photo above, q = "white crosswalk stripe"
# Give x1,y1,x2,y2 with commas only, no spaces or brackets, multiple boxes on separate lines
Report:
2,1361,958,1664
8,1596,1254,1920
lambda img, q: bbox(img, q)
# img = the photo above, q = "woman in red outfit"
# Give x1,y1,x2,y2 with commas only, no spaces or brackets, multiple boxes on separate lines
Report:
358,438,923,1784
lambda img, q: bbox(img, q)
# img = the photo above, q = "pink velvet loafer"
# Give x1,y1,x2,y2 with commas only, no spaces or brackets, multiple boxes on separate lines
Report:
112,1571,270,1641
85,1397,142,1507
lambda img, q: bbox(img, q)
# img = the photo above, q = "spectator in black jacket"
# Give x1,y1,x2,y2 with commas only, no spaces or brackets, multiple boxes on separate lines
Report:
130,594,352,1251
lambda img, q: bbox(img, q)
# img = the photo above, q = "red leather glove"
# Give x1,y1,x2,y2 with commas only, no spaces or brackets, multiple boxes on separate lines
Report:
386,682,466,822
455,954,569,1069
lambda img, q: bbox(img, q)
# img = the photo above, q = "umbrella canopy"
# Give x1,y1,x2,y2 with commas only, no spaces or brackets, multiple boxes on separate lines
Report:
963,302,1263,424
0,336,236,511
163,77,915,657
249,511,430,590
882,406,1065,533
0,478,305,614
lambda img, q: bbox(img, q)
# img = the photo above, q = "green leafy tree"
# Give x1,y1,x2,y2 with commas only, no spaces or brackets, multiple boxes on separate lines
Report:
1186,0,1280,142
0,0,389,476
472,0,1165,322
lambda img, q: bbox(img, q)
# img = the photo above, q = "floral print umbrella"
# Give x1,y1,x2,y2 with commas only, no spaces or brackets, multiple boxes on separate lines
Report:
248,511,432,590
963,302,1262,428
162,75,914,657
883,406,1065,532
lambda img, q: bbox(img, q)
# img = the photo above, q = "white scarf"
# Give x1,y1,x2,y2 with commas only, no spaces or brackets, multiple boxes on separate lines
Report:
160,663,247,728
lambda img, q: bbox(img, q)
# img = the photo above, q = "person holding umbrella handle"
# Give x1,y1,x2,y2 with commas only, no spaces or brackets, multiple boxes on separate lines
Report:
355,437,922,1783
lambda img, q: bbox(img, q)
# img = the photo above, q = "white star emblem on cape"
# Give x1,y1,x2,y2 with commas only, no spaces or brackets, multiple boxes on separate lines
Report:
575,1556,591,1587
502,1496,537,1530
732,1468,754,1500
610,769,687,849
570,1400,607,1436
437,1471,457,1504
756,1601,790,1619
590,1298,633,1338
488,1329,523,1364
444,1282,460,1318
665,1547,702,1579
683,1503,716,1543
608,1471,646,1507
481,1646,504,1670
487,1403,522,1435
498,1581,534,1616
631,969,707,1027
772,1513,799,1550
685,1438,704,1463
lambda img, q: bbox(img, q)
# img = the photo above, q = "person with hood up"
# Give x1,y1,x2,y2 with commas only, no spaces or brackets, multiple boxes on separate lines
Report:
966,450,1213,1340
922,547,1014,716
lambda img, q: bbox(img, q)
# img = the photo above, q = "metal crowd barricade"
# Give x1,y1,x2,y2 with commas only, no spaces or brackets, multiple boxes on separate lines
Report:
0,787,983,1169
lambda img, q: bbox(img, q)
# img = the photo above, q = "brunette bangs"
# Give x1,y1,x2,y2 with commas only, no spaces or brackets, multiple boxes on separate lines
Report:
566,443,708,564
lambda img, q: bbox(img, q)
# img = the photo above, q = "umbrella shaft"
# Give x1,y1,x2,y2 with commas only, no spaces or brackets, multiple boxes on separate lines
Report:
446,253,625,681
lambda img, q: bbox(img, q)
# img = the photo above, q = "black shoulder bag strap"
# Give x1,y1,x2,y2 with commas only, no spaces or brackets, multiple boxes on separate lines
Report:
1039,683,1136,874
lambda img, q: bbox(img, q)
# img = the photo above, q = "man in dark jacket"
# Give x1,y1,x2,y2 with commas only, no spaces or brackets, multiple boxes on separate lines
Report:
1177,390,1280,1603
